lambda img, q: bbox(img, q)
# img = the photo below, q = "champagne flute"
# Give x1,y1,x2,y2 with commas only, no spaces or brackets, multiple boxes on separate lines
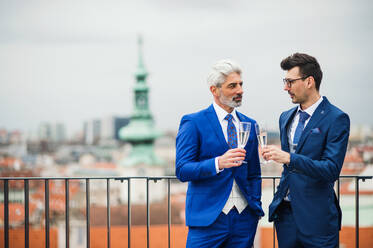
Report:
255,123,268,164
238,122,251,164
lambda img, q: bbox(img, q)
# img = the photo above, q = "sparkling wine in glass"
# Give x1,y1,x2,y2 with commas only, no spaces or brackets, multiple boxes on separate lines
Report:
255,123,268,164
238,122,251,164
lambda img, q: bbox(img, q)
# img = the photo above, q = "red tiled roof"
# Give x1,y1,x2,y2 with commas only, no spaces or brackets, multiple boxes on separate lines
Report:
344,153,364,163
356,146,373,152
0,203,37,223
92,162,117,169
88,202,184,227
31,181,80,212
0,158,23,168
0,170,40,189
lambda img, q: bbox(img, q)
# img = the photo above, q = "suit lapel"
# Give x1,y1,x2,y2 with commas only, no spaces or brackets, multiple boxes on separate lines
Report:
204,105,229,150
281,107,297,152
295,97,331,152
236,111,244,122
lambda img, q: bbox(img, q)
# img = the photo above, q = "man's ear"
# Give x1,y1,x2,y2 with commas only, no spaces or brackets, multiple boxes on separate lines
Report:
210,85,220,97
307,76,316,89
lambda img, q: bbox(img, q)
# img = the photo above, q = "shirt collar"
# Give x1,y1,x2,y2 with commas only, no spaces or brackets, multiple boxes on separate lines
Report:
297,96,324,117
213,101,239,123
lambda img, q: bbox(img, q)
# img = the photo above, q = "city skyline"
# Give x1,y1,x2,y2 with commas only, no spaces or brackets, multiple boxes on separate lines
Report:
1,0,373,136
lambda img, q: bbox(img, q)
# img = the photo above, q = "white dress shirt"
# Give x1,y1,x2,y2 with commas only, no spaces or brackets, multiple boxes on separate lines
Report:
284,96,324,201
287,96,324,152
212,101,248,214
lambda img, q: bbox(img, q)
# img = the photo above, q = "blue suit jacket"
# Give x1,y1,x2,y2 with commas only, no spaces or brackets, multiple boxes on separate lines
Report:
268,97,350,236
176,105,264,227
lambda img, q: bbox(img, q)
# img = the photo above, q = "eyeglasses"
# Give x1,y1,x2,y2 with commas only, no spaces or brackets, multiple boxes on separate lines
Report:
283,76,308,88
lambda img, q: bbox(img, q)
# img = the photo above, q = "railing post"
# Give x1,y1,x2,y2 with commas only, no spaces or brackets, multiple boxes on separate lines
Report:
65,179,70,248
272,178,276,248
337,177,342,248
45,179,50,248
86,179,90,248
4,179,9,248
337,178,340,202
128,178,131,248
146,178,150,248
25,179,29,248
167,178,171,248
337,178,340,248
355,177,359,248
107,179,111,248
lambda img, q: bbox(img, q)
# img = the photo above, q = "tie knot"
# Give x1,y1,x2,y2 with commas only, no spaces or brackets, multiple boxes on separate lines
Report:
225,114,234,122
299,111,310,122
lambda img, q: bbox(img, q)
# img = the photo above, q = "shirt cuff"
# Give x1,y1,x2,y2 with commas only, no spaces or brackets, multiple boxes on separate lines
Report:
215,157,224,174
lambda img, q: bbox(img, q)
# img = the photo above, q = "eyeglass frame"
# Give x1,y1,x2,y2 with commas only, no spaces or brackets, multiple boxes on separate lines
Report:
283,76,309,88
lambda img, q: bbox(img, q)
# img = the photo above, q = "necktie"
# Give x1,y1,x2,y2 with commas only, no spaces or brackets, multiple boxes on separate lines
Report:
225,114,237,148
293,110,310,145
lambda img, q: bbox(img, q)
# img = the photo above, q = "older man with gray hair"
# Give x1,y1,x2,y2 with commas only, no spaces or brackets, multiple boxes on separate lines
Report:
176,59,264,247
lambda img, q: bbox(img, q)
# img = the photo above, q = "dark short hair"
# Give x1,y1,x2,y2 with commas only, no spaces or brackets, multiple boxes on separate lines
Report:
280,53,323,91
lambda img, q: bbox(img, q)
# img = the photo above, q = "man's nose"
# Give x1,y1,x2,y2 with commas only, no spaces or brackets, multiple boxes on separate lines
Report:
283,83,290,91
237,84,243,94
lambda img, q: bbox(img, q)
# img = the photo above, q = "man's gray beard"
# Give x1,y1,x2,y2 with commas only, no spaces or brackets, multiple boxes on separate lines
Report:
219,94,242,108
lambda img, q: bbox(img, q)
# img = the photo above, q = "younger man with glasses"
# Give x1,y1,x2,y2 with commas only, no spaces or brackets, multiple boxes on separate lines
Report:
263,53,350,248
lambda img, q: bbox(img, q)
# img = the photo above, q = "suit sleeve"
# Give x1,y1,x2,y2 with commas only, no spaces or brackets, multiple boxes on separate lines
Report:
276,113,288,191
288,113,350,183
175,116,217,182
247,125,262,201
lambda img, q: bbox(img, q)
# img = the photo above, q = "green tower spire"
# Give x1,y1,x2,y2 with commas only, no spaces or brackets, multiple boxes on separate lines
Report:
119,36,163,166
136,36,147,81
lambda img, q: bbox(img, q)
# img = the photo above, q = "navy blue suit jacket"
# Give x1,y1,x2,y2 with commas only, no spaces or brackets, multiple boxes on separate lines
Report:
176,105,264,227
268,97,350,236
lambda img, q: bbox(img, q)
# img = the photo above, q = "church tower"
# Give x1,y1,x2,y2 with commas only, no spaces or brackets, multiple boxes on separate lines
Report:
119,36,163,166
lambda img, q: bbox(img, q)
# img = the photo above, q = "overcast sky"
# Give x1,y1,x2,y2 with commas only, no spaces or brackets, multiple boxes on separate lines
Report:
0,0,372,137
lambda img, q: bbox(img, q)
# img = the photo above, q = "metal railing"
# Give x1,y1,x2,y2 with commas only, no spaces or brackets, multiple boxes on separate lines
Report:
1,175,372,248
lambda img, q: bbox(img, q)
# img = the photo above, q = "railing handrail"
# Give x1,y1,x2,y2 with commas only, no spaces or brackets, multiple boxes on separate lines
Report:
0,175,371,180
0,176,177,180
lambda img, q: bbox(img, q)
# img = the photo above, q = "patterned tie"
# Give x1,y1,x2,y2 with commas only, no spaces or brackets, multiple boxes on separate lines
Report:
293,110,310,145
225,114,237,148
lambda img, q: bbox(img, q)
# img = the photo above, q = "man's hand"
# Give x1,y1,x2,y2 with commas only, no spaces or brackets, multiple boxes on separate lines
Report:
262,145,290,164
218,148,246,169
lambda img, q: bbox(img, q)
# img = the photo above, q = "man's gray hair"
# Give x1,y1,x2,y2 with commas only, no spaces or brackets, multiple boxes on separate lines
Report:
206,59,242,87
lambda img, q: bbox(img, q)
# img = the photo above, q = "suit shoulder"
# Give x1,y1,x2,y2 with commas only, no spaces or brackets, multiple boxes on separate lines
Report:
327,102,349,120
180,106,209,122
280,106,297,120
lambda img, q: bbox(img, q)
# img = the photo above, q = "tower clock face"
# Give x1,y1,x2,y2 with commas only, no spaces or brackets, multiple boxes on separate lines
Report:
137,93,147,109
